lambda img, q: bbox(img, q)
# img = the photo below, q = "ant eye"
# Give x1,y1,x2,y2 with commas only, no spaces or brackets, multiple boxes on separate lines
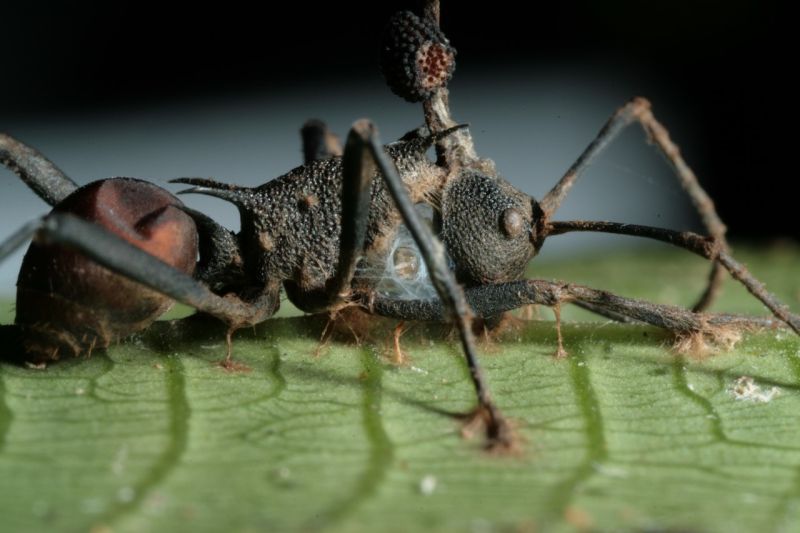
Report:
501,208,525,238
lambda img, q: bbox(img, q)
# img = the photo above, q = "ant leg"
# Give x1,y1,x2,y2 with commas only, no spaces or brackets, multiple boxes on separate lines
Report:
0,213,280,336
300,120,342,164
547,220,800,334
363,280,782,345
391,321,409,365
358,120,513,451
1,133,78,205
0,220,43,263
551,303,567,358
539,97,728,312
571,301,637,324
325,123,376,301
284,121,377,313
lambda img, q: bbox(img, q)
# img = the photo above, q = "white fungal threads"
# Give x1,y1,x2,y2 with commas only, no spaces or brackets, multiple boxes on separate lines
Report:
356,205,442,300
359,223,437,300
730,376,780,403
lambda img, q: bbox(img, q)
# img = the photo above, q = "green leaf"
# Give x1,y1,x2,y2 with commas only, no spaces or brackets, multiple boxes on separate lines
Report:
1,245,799,532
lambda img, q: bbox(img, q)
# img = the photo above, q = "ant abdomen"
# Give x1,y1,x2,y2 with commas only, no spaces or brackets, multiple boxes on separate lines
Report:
15,178,198,362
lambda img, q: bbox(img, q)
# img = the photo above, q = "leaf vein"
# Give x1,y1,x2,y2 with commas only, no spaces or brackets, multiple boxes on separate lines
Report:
96,355,190,528
306,348,394,529
543,349,607,527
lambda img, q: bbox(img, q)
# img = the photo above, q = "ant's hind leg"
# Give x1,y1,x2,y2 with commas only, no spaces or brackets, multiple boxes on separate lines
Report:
1,133,78,206
0,213,280,364
0,220,42,263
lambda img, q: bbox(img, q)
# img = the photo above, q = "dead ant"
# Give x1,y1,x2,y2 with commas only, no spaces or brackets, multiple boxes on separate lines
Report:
1,0,799,451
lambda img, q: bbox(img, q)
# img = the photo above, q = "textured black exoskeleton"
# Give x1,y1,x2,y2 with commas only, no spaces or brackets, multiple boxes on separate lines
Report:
2,0,800,450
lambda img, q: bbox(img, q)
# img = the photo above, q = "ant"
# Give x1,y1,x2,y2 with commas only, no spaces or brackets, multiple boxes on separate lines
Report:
1,1,799,451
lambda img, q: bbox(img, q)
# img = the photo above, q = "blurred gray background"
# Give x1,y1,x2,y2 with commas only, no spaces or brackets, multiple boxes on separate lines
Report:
1,0,789,298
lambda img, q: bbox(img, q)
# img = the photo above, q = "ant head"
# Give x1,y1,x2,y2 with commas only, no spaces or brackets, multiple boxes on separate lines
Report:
441,170,544,285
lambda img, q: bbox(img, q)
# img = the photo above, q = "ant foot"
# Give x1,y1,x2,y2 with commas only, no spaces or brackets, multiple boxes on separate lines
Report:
460,404,520,454
215,358,252,373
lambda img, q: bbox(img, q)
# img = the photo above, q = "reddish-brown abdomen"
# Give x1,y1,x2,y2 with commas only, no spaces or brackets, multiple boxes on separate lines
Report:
16,178,198,362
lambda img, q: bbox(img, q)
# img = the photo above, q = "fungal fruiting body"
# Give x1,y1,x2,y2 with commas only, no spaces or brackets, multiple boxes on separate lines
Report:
380,10,456,103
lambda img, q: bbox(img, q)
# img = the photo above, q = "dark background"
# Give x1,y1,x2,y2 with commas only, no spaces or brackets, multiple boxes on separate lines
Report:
1,0,792,240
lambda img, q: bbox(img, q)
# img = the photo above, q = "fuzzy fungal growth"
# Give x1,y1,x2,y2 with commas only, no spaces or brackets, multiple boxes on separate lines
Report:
380,10,456,103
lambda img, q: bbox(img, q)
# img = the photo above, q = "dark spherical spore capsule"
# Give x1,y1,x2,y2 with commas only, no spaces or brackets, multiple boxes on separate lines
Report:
15,178,198,362
380,11,456,103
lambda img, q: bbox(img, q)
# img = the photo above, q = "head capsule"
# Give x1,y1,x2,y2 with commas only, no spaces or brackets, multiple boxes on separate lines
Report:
441,170,543,286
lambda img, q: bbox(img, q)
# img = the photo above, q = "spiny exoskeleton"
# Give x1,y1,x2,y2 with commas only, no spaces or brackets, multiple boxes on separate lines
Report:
171,125,475,313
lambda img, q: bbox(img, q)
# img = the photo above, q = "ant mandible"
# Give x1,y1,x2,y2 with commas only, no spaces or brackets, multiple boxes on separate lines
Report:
1,1,798,451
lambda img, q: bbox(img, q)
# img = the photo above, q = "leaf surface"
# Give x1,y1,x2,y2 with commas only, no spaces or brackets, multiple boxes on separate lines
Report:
1,246,799,532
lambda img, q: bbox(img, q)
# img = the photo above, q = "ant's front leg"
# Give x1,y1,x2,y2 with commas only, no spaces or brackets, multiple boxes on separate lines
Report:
363,281,784,356
1,133,78,206
0,212,280,366
546,220,800,335
539,98,728,313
